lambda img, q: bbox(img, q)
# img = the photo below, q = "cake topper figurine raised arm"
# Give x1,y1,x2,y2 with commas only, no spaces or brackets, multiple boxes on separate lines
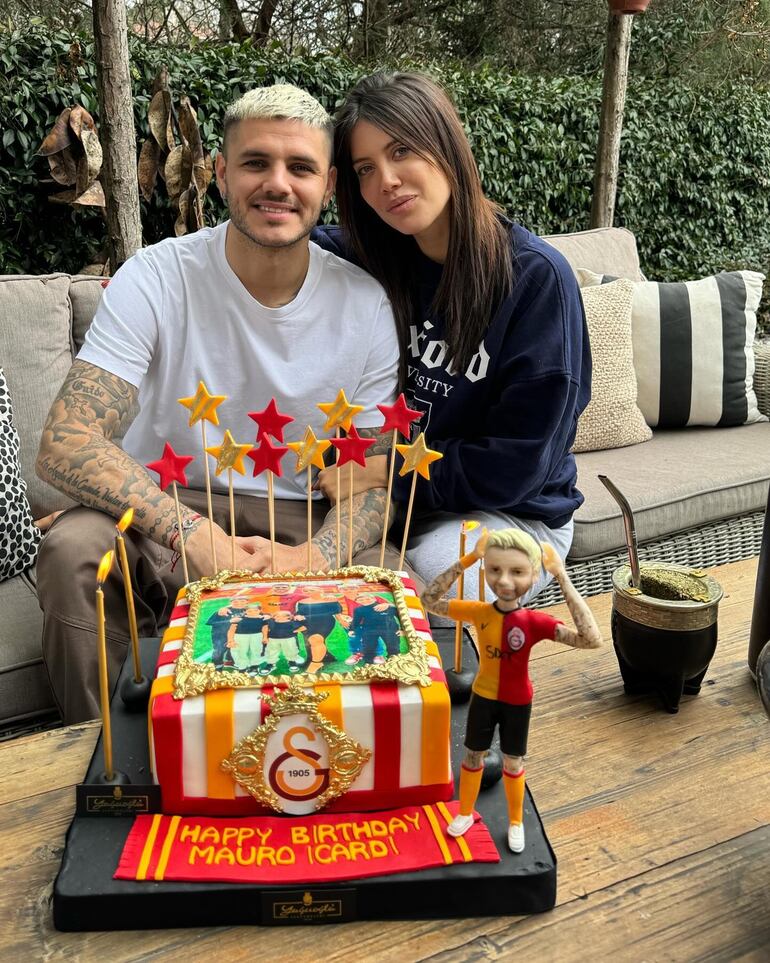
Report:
420,527,602,853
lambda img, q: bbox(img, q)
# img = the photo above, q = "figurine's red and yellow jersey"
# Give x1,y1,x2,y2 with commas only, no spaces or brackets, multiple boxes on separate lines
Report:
447,601,562,704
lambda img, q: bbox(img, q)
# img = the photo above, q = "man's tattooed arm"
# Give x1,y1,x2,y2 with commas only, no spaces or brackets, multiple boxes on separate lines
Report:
36,360,201,548
420,560,467,617
311,487,392,569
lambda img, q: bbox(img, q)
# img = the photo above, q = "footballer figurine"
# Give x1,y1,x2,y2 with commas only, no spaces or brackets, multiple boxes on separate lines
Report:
420,527,602,853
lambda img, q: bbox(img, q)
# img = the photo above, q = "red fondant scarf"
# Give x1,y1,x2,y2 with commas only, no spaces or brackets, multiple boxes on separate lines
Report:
115,801,499,884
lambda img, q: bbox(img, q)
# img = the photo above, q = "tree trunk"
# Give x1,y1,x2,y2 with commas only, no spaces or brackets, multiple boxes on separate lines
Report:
223,0,249,41
253,0,279,45
92,0,142,269
590,10,633,229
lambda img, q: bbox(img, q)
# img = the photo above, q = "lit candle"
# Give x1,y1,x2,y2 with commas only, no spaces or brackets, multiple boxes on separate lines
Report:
115,509,141,683
96,550,115,781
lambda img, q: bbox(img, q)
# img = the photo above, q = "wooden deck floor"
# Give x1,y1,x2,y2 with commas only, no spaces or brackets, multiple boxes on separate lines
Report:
1,558,768,961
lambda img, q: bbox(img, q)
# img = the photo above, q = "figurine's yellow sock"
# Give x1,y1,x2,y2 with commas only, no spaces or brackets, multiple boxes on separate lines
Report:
503,768,525,824
458,763,484,816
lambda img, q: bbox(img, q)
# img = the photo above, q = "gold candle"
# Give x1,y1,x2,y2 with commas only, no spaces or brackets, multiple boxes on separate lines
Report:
115,508,142,682
96,550,115,780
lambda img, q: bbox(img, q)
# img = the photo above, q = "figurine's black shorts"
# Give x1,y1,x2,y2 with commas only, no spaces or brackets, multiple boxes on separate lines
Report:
464,693,532,757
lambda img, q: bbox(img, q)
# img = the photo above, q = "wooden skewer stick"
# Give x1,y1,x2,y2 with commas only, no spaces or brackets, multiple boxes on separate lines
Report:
228,467,236,571
171,481,190,584
347,462,355,567
307,464,313,571
267,472,276,572
454,525,468,673
379,427,398,569
200,421,217,574
335,427,341,570
398,472,418,572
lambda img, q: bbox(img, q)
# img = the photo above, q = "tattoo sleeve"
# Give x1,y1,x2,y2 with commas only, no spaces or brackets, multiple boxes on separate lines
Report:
312,486,391,568
420,560,465,617
355,425,392,457
36,360,202,548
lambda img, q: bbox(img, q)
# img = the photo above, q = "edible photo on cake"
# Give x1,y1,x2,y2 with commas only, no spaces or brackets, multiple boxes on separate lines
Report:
172,568,432,697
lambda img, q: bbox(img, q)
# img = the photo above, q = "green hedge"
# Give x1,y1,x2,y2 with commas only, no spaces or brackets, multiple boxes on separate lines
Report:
2,25,770,330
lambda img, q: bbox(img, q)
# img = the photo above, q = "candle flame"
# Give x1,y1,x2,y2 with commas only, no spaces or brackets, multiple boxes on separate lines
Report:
116,508,134,533
97,550,114,584
463,520,480,533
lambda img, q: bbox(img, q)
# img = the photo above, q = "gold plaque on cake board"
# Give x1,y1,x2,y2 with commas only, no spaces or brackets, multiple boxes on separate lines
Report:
172,566,431,699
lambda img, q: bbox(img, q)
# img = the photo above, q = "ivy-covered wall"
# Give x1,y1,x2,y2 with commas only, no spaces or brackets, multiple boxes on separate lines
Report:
2,25,770,328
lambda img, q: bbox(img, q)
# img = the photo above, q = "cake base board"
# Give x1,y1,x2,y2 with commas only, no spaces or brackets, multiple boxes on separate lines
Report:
53,633,557,930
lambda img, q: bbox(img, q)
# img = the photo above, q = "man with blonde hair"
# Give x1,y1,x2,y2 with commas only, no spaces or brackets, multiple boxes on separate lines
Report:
421,526,602,853
36,84,400,723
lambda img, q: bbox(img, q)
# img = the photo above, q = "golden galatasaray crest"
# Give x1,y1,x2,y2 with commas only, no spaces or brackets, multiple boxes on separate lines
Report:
221,685,371,814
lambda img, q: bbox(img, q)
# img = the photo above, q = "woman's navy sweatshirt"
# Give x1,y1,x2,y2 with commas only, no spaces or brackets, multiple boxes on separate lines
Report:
312,223,591,529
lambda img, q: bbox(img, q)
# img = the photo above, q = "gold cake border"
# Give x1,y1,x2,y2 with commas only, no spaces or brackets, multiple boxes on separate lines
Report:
172,565,431,699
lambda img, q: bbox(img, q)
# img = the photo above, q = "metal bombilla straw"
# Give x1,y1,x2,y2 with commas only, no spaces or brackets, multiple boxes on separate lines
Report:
599,474,641,590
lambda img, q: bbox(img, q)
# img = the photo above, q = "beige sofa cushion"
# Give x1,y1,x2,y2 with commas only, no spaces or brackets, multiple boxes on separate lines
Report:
0,275,75,518
70,275,106,352
571,422,770,560
543,227,643,281
573,279,651,453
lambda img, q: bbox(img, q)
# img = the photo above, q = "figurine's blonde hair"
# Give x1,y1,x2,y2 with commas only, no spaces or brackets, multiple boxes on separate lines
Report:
223,84,333,156
486,528,542,573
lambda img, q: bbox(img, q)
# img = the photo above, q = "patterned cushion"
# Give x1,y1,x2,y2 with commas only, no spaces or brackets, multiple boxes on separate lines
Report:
578,269,767,429
573,278,652,453
0,368,40,581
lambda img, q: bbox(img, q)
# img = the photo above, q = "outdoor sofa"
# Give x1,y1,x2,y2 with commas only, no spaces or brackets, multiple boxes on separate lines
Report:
2,226,769,728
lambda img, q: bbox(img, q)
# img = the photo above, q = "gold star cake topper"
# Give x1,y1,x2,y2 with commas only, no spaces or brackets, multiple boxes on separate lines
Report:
317,389,364,432
287,426,332,471
395,432,443,479
205,430,252,476
178,381,227,427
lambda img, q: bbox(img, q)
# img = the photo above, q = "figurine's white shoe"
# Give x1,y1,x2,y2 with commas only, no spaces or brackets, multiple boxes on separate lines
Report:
446,813,474,837
507,822,525,853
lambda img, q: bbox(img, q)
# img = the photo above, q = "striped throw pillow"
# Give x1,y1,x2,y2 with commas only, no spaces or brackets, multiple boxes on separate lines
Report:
577,269,767,429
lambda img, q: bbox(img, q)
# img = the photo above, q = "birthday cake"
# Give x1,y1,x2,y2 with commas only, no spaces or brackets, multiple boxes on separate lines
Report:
149,566,453,816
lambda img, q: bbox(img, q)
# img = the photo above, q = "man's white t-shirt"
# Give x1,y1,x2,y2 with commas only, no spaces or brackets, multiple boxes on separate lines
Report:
78,221,399,500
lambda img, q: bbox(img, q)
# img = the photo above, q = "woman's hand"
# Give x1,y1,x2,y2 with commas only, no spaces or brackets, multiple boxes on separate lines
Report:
34,510,63,532
316,455,388,504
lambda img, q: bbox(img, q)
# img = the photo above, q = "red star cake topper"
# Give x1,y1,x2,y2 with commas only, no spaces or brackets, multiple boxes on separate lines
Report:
377,394,423,436
248,432,289,477
331,424,375,468
248,398,294,443
146,443,194,491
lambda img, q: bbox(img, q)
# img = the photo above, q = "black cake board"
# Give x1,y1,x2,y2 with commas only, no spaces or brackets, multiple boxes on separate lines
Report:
53,632,557,930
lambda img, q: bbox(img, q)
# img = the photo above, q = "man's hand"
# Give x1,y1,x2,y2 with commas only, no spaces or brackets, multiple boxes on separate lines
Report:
237,535,329,574
316,456,388,504
185,520,256,578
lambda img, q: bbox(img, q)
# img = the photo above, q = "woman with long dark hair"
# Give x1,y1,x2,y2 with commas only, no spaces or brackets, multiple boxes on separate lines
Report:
314,72,591,608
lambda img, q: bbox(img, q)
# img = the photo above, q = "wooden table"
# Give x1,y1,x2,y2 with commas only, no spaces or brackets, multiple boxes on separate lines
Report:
2,558,769,961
